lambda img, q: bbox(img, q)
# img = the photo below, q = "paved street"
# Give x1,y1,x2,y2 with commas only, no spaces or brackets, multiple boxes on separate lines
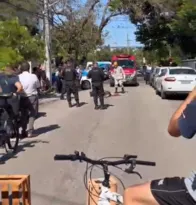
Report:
0,79,196,205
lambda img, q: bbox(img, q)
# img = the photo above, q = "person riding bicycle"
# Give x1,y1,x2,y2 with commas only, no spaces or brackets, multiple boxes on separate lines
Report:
124,88,196,205
0,66,23,132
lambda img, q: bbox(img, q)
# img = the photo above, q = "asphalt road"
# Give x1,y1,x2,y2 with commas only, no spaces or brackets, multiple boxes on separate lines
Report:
0,78,195,205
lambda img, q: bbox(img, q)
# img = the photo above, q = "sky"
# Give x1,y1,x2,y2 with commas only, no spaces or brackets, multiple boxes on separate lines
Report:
103,15,143,48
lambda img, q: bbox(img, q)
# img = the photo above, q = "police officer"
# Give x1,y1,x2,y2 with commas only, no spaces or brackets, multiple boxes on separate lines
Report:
62,60,80,108
87,62,105,110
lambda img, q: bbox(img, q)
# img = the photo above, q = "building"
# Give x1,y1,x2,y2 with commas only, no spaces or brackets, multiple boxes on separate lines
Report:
182,59,196,70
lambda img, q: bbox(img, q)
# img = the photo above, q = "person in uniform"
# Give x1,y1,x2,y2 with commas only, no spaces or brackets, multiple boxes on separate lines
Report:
87,62,105,110
112,61,125,94
62,60,80,108
60,62,67,100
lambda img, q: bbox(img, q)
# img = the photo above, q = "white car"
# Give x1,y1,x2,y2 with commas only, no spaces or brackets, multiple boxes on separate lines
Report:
155,67,196,99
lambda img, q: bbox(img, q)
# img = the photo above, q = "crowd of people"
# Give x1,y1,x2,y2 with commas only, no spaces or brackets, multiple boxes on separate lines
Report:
56,60,126,109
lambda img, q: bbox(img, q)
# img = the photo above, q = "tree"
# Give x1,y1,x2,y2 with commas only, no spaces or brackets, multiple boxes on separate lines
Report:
0,0,42,35
110,0,196,57
170,0,196,57
50,0,125,61
0,18,45,69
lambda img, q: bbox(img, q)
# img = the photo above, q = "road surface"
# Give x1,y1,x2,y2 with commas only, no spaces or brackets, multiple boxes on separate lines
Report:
0,80,195,205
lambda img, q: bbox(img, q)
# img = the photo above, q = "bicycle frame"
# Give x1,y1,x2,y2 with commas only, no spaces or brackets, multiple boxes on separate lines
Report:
97,178,123,205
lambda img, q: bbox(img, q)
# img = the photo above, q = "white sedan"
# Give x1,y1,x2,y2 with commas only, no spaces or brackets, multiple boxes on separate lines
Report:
155,67,196,99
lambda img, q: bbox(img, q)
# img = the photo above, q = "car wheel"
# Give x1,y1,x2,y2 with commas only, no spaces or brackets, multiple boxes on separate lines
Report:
155,89,159,95
81,80,91,90
161,87,167,99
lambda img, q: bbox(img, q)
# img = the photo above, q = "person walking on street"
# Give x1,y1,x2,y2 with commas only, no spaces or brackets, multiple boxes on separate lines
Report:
62,60,80,108
60,62,67,100
112,61,125,94
87,62,105,110
19,62,40,138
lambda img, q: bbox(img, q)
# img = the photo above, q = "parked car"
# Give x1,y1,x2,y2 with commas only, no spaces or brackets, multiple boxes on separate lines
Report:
80,69,91,90
150,67,160,87
155,66,196,99
149,67,155,85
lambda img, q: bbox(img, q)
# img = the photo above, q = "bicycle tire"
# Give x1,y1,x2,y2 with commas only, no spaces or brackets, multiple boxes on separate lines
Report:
5,119,19,153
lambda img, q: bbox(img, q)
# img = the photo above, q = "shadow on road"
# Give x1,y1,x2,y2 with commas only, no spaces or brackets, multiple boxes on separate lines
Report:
103,104,114,110
36,112,47,119
166,95,188,101
0,140,49,164
72,102,88,107
34,124,60,136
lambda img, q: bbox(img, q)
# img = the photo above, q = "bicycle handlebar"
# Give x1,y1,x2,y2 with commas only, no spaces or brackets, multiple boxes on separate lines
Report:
54,151,156,167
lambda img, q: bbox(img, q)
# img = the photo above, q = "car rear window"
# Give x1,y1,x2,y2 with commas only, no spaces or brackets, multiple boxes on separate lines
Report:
169,69,196,75
155,68,160,74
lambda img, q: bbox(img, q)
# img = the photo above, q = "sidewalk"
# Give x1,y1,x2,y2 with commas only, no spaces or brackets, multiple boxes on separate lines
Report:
39,93,60,106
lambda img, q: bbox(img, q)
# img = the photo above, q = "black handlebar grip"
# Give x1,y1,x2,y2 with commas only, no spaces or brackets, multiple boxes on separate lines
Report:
136,160,156,166
54,154,76,160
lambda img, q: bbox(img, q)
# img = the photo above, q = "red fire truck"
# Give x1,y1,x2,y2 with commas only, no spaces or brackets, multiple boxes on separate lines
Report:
109,54,138,86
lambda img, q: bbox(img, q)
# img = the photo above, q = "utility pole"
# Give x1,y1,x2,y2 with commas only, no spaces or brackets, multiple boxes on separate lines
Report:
44,0,52,82
127,33,131,54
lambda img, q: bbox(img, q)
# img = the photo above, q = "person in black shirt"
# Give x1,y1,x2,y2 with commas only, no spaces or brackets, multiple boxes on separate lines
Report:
0,66,23,121
62,60,80,107
87,62,105,110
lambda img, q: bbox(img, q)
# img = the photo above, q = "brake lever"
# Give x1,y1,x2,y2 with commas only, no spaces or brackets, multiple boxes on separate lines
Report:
125,168,142,179
124,160,142,179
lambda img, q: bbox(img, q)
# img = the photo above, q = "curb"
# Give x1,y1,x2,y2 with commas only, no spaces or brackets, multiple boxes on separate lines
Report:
39,98,59,106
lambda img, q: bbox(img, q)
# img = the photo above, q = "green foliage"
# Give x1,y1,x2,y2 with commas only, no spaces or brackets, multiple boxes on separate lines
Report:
0,0,39,28
110,0,196,58
0,47,23,69
0,18,45,69
53,19,103,62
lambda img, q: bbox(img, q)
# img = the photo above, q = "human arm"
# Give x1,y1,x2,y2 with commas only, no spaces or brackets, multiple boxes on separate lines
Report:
87,70,92,79
168,88,196,137
99,68,105,81
15,81,23,93
11,76,23,93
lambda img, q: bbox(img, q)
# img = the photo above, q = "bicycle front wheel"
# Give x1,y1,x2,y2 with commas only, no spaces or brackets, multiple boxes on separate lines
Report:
5,119,19,153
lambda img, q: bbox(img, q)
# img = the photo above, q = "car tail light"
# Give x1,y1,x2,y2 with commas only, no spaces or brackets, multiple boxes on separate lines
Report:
164,77,176,82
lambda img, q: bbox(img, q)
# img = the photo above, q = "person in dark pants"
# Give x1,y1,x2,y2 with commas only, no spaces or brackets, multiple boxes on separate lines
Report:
62,60,80,108
87,62,105,110
60,63,67,100
19,62,40,138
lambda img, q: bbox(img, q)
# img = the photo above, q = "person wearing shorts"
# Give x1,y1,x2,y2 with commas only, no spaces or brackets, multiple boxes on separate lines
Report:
124,88,196,205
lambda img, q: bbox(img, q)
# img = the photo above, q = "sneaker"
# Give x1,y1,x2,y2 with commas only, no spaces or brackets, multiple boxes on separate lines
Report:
76,102,80,107
94,105,99,110
100,105,106,110
68,102,72,108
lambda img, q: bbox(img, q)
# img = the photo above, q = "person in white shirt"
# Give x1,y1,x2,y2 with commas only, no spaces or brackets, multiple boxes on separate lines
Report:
112,61,126,93
19,62,40,138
